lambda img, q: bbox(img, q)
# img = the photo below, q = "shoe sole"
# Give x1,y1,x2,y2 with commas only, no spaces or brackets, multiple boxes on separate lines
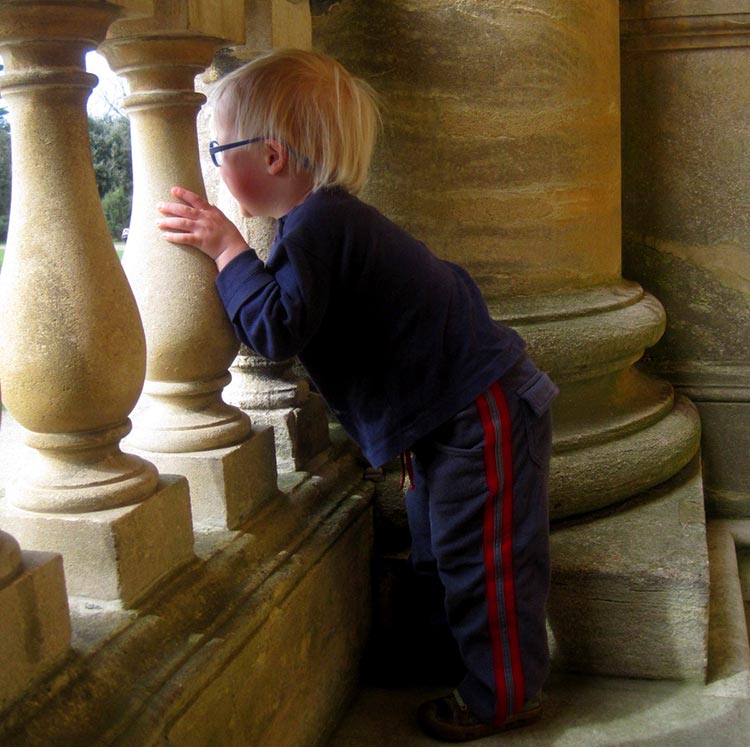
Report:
419,703,542,743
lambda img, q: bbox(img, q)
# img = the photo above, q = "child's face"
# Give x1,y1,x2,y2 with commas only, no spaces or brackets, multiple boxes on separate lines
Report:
213,117,273,218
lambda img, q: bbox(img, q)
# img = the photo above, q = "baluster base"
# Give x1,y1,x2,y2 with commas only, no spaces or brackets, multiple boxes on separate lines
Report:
132,426,278,530
1,475,194,607
245,394,332,473
128,376,253,454
6,420,160,515
0,550,70,713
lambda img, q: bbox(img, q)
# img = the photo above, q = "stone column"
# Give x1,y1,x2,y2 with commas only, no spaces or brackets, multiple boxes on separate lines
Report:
620,2,750,519
0,527,70,713
99,0,278,528
0,0,194,606
202,0,331,473
315,0,707,680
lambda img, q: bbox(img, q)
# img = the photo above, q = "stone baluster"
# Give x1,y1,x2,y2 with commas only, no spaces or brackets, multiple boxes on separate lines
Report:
0,0,194,606
99,0,278,528
315,0,708,681
224,345,330,473
201,0,330,473
0,526,70,714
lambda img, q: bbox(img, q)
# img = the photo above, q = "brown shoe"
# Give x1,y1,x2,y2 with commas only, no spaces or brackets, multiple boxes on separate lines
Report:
417,689,541,742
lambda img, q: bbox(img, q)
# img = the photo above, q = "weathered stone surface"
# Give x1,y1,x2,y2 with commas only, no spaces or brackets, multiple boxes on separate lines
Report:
0,550,71,713
224,348,332,472
548,456,709,680
161,507,371,747
315,0,623,294
101,13,252,455
133,426,278,528
621,2,750,518
1,476,194,606
0,0,157,512
705,521,750,697
0,448,372,747
243,397,331,473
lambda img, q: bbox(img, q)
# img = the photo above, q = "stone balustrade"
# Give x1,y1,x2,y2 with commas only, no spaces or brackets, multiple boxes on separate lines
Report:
99,0,280,529
0,3,364,739
0,0,195,607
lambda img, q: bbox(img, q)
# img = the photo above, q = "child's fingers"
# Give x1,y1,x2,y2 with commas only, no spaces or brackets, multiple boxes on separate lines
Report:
170,186,209,210
160,230,195,246
158,216,196,233
157,201,185,216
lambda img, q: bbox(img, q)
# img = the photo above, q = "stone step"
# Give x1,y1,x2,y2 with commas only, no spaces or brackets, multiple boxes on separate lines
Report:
549,455,709,680
368,455,712,682
705,519,750,697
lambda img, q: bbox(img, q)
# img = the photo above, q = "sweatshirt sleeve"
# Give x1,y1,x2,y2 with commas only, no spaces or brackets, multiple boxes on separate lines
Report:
215,243,330,361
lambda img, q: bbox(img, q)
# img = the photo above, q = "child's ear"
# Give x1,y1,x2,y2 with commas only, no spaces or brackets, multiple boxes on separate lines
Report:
265,140,288,175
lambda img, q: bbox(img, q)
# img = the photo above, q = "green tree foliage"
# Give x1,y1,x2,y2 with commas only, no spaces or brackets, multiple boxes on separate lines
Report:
102,185,131,241
88,115,133,238
88,114,132,203
0,118,10,243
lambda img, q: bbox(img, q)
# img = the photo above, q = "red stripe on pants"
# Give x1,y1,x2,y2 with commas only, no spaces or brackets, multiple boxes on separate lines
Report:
476,381,526,722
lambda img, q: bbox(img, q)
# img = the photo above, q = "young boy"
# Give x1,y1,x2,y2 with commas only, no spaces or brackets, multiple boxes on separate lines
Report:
157,48,557,742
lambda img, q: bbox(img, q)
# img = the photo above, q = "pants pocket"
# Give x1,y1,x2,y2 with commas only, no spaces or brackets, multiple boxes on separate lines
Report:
516,371,557,470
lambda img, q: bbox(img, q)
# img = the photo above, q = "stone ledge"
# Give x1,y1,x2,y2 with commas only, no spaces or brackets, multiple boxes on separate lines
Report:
0,445,374,747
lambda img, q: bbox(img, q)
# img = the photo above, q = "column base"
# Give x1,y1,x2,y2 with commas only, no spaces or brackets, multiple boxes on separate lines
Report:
548,454,709,680
650,361,750,519
0,550,71,713
134,426,278,529
1,476,194,607
248,394,331,473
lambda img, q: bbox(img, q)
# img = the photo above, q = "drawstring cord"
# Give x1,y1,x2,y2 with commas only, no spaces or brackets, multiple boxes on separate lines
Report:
399,450,415,491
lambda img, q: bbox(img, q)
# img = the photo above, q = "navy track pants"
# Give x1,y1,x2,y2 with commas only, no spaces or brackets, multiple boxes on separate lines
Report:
407,358,556,724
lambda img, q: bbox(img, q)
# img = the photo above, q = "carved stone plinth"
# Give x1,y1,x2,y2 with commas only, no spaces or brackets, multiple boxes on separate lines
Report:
0,535,70,713
133,428,278,529
3,476,193,606
225,348,331,473
549,456,709,680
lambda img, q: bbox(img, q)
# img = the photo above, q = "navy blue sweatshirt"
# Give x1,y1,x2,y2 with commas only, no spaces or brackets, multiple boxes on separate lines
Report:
216,187,527,467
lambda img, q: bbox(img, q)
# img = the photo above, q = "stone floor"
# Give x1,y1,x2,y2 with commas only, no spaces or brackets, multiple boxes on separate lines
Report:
326,672,750,747
326,516,750,747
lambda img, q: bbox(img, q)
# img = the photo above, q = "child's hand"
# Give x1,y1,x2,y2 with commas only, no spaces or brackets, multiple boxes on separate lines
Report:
157,186,248,270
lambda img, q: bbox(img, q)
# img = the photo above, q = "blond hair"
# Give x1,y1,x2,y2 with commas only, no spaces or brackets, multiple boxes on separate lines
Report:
209,48,380,195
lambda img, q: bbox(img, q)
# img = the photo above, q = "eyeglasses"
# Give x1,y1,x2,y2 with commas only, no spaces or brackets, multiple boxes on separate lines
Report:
208,137,264,167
